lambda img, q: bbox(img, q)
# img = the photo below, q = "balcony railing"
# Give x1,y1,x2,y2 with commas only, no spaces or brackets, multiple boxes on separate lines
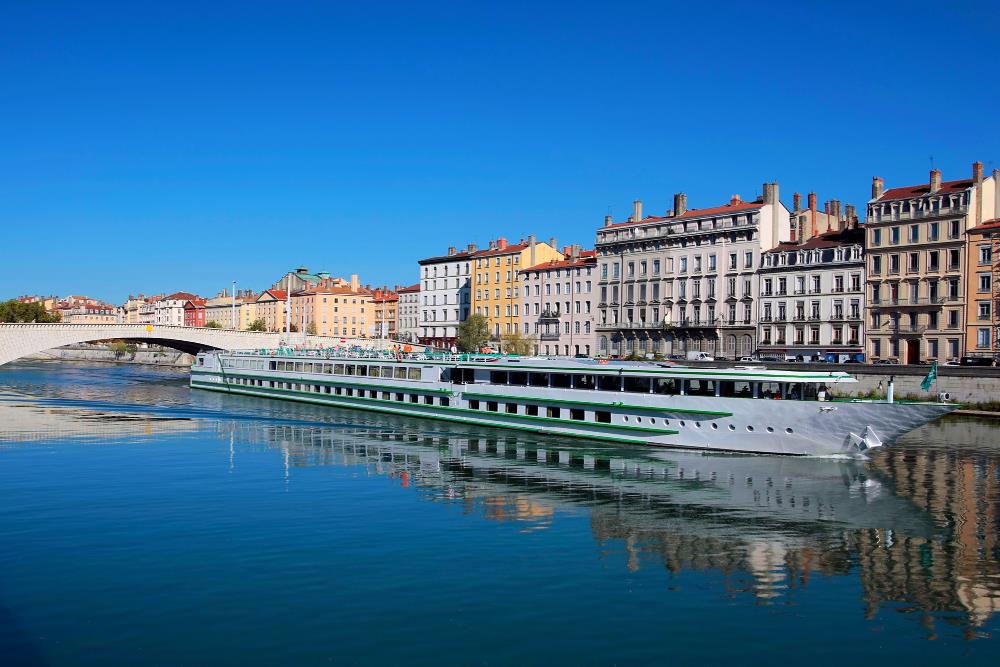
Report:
889,323,927,334
539,332,561,341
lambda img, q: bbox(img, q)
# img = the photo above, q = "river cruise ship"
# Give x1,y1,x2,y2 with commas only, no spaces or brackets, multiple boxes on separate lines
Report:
190,349,956,457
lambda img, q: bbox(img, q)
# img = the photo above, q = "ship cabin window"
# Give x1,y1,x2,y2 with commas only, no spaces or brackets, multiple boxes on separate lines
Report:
423,395,433,404
440,397,450,407
346,388,354,396
655,379,678,395
575,374,596,390
324,386,331,394
623,376,651,393
295,362,304,372
408,368,421,381
323,364,332,374
529,373,549,387
508,371,528,385
550,373,571,389
486,401,498,412
469,400,480,410
344,364,355,375
595,410,611,423
505,403,518,414
525,405,539,416
570,408,585,420
546,407,560,418
719,381,752,398
490,371,508,384
409,394,419,403
598,375,620,391
334,387,342,395
395,392,404,401
369,366,381,377
268,360,275,370
757,382,782,399
686,379,716,396
335,364,345,375
303,363,313,373
369,390,377,398
451,368,474,384
395,368,407,380
355,365,368,377
382,391,390,400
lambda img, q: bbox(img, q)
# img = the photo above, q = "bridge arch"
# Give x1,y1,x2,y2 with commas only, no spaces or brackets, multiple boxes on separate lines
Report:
0,324,284,367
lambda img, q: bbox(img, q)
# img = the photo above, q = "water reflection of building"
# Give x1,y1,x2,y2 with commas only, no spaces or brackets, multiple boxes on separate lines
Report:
862,440,1000,638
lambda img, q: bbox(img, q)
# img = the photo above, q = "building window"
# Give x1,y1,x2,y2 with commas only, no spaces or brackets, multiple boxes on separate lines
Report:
978,301,991,321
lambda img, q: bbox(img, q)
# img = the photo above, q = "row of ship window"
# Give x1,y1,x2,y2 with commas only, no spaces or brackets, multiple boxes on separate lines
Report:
225,377,451,406
267,360,423,381
464,370,823,400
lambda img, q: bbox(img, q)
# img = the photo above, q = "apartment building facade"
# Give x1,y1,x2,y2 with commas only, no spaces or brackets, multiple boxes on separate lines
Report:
965,171,1000,356
417,245,476,349
865,163,997,363
396,284,421,343
154,292,199,327
594,185,790,358
291,282,370,337
370,287,399,339
254,289,287,333
519,247,597,357
471,236,564,345
757,226,865,361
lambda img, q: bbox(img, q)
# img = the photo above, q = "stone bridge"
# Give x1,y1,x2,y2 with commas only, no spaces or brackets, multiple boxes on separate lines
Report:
0,324,405,367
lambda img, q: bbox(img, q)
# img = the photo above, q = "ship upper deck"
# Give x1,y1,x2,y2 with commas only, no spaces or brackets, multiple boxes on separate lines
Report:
208,348,859,385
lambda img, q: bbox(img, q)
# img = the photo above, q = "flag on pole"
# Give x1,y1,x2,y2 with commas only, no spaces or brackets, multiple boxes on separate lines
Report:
920,361,938,392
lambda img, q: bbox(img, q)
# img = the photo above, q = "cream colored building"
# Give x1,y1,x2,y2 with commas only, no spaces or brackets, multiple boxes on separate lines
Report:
290,277,370,337
202,291,259,330
254,290,288,333
866,162,997,363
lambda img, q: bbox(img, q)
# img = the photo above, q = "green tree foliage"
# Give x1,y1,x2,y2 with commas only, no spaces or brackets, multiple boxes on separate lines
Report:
247,318,267,332
457,313,490,352
305,321,317,335
500,329,535,356
0,300,61,323
205,320,222,329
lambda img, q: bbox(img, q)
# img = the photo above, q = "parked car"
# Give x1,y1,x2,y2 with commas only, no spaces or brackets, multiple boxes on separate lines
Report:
943,359,961,366
874,358,900,365
757,355,782,362
736,356,759,363
686,351,715,361
667,354,686,361
959,355,996,367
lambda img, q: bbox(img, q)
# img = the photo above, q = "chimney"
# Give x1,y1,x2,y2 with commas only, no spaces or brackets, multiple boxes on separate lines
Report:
447,246,456,256
497,237,507,250
673,192,687,216
562,245,572,256
633,199,643,222
549,237,557,251
824,201,831,217
807,192,818,240
929,169,942,193
762,182,778,205
350,274,359,291
793,192,802,212
571,245,580,260
603,215,613,227
973,161,984,182
730,194,741,205
529,234,536,266
807,192,817,211
467,242,477,252
872,176,884,200
846,204,857,229
488,240,497,250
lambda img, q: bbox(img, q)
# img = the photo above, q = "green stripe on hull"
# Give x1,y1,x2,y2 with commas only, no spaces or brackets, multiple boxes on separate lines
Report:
191,381,655,446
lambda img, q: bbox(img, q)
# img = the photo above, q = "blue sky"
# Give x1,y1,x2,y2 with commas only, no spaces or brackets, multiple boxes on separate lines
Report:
2,1,998,303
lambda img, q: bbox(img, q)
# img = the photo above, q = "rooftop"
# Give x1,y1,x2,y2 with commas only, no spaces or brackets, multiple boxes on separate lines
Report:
604,198,766,229
876,178,975,203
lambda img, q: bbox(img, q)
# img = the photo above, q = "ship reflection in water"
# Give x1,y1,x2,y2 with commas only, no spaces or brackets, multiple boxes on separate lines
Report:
215,412,1000,639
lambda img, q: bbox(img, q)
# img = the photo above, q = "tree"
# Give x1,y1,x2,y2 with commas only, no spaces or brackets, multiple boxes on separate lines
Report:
500,329,535,356
288,323,299,333
247,318,267,332
205,320,222,329
457,313,490,352
0,300,61,323
305,322,317,335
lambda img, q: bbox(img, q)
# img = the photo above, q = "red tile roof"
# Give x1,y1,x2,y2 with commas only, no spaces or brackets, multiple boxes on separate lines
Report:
256,289,287,302
765,227,864,253
164,291,198,301
520,251,597,273
397,283,421,293
472,242,532,258
418,249,478,265
967,218,1000,235
605,199,765,229
876,178,974,202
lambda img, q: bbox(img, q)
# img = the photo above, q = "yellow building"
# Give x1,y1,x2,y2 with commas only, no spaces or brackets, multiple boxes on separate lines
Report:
470,236,563,343
203,292,259,330
290,277,371,337
254,289,287,333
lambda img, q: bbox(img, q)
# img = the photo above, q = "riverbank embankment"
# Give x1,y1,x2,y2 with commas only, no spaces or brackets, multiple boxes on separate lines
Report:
25,344,194,367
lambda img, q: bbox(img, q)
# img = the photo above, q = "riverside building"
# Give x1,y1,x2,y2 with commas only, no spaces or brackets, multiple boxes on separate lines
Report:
595,185,791,359
757,216,865,362
519,246,597,357
964,169,1000,357
396,284,421,343
417,244,476,349
471,236,564,347
370,287,399,339
865,162,997,363
291,276,369,337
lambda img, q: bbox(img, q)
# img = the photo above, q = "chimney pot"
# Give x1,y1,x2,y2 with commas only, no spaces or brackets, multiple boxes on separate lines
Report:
872,176,885,200
673,192,688,216
973,161,984,182
730,194,741,205
447,246,456,256
528,234,536,244
930,169,942,193
549,237,557,250
807,192,817,210
497,237,507,250
793,192,802,212
603,215,613,227
633,199,643,222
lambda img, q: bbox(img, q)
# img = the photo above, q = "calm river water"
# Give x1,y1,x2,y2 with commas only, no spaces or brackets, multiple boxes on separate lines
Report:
1,360,999,665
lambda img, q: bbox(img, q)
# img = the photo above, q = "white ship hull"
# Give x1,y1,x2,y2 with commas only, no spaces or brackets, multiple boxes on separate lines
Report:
190,351,955,457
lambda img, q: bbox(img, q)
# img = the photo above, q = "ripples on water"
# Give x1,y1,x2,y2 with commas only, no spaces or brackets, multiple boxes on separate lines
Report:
1,360,999,664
